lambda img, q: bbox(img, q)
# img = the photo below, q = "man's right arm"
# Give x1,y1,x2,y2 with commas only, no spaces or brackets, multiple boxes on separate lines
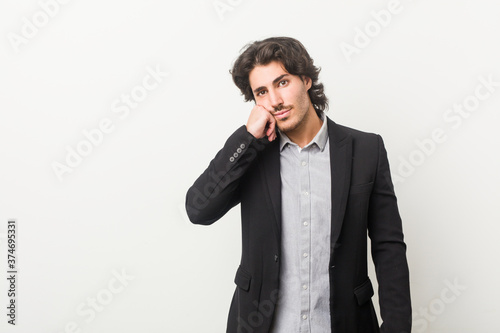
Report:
184,126,264,225
185,105,276,225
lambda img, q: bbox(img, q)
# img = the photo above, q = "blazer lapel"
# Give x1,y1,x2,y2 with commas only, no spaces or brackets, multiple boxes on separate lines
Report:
327,118,353,249
259,118,352,250
260,138,282,247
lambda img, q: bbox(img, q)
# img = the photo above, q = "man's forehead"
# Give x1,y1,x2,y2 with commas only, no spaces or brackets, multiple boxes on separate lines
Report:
249,61,290,87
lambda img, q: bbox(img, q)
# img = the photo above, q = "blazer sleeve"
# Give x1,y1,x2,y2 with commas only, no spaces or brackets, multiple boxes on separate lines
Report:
185,125,267,225
367,135,412,332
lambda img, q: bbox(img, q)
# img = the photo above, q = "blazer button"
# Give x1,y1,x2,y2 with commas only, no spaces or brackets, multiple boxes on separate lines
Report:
274,254,279,262
229,157,235,162
240,143,246,149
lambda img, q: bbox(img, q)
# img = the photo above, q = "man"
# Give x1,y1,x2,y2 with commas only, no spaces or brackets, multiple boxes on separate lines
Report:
185,37,411,333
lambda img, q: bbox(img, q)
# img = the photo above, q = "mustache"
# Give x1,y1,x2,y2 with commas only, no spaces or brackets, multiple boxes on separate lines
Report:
273,104,293,113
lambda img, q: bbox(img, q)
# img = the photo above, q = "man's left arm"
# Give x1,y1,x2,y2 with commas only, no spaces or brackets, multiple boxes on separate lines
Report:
367,134,412,333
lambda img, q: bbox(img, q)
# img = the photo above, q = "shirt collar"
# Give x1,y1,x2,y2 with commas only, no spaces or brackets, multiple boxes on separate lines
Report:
279,113,328,152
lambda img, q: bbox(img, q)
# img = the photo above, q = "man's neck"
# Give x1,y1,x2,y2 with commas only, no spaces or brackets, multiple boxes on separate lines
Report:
285,108,323,148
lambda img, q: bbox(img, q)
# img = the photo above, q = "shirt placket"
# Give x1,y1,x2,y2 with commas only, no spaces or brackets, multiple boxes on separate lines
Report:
299,148,311,332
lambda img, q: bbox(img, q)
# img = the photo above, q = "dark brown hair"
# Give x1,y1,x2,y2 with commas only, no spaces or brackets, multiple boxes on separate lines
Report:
230,37,328,116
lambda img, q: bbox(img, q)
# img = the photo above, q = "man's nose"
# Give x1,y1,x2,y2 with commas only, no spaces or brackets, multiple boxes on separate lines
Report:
268,90,283,110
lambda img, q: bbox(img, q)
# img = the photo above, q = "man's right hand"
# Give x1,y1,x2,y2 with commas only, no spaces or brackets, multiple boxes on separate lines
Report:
246,104,277,142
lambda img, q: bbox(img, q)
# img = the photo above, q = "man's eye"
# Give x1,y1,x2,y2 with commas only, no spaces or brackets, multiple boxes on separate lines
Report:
279,80,288,86
257,90,267,96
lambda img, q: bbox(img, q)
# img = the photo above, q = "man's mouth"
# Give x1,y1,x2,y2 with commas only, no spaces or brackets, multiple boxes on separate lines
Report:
274,108,291,120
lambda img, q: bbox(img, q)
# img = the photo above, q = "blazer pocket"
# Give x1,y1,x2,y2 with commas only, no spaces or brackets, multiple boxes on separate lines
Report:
349,181,374,195
234,265,252,292
353,278,374,305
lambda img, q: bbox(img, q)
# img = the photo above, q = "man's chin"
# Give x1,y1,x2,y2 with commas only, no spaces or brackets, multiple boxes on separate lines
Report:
276,120,296,134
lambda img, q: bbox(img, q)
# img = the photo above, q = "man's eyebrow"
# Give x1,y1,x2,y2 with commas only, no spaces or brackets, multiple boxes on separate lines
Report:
253,74,289,94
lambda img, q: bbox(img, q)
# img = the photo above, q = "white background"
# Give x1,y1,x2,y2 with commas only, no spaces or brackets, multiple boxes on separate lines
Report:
0,0,499,332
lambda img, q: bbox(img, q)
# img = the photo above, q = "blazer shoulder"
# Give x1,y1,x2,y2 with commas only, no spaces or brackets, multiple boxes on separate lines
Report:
327,117,381,146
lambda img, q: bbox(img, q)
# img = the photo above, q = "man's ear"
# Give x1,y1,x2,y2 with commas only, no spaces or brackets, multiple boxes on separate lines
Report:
302,76,312,90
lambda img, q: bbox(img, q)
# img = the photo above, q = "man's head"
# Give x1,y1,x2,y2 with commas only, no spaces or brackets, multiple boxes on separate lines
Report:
231,37,328,118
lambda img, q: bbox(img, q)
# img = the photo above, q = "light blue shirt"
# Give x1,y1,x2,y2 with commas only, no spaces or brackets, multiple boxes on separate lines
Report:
271,116,332,332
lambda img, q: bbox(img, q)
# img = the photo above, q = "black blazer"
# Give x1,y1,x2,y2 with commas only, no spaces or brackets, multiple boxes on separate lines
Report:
186,117,411,333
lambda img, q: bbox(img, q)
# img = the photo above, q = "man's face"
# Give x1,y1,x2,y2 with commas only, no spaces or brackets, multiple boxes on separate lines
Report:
249,61,314,134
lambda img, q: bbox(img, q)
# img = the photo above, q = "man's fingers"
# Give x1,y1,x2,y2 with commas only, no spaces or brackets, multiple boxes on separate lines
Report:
266,115,276,141
247,104,274,139
266,118,275,135
257,104,272,113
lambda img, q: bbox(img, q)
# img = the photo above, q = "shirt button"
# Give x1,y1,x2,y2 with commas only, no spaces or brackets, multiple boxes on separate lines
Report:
303,253,308,258
303,221,309,226
303,191,309,196
302,284,308,290
301,161,307,166
302,314,307,320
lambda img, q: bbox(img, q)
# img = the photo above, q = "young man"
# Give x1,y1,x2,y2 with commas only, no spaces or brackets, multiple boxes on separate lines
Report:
185,37,411,333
